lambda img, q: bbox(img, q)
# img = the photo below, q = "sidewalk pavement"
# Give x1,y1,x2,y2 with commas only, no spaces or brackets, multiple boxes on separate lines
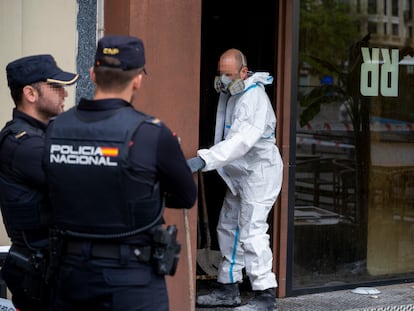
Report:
196,280,414,311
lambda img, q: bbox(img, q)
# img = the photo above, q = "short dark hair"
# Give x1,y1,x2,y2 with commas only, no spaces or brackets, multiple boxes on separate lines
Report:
8,82,43,107
93,66,144,92
9,85,24,106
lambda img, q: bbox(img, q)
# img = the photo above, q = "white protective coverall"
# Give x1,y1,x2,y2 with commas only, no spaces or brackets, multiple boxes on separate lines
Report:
198,72,283,290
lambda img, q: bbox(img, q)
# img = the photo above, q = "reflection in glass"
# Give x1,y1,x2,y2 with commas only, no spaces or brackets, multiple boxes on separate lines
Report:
293,0,414,290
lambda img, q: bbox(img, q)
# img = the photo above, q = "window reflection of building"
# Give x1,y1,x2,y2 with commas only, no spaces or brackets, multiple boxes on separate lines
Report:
352,0,413,47
294,0,414,290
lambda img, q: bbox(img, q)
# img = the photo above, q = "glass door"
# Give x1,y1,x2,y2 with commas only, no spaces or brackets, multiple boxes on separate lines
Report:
292,0,414,291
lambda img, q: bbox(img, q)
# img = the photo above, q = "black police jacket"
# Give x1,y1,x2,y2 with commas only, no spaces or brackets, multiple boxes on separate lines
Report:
45,104,164,238
0,111,49,245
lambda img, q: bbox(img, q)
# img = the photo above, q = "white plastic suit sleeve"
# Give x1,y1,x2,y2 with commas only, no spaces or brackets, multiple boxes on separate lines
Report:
197,85,268,172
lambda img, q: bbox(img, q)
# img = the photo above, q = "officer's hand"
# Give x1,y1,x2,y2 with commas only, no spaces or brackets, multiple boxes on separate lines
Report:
187,156,206,173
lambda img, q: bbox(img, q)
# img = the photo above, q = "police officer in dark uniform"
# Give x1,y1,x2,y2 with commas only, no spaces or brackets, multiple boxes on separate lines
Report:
44,35,197,311
0,55,79,311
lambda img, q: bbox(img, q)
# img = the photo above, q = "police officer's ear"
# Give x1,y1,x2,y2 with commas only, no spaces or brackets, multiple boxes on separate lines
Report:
22,85,40,104
132,73,143,91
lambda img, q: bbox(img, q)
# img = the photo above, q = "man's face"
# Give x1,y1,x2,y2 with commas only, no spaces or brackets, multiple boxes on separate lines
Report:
35,82,68,119
219,56,242,81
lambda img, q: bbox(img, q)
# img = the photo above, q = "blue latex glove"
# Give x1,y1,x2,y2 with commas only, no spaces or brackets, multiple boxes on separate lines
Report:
187,156,206,173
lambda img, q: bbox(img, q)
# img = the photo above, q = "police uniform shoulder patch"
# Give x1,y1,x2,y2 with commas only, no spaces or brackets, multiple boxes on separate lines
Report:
145,118,162,126
152,118,161,124
14,131,27,139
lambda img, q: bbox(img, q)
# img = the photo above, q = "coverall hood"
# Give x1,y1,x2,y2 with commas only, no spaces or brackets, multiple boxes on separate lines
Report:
244,72,273,89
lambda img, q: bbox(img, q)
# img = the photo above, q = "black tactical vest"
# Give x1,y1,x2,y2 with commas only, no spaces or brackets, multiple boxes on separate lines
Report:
0,119,46,236
45,106,163,238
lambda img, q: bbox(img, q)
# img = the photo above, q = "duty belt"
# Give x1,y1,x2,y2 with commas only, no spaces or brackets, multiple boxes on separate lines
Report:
64,241,152,263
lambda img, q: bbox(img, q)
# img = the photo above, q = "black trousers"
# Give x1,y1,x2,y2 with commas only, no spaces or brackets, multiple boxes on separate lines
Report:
51,253,169,311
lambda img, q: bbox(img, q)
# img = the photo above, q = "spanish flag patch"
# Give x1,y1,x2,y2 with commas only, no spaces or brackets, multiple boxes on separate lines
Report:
100,147,119,157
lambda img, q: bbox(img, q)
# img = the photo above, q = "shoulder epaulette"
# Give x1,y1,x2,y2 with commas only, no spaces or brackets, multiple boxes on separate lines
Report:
145,117,162,126
15,131,28,139
0,119,43,147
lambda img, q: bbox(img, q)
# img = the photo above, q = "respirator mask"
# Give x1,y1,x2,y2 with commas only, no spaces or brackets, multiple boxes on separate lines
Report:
214,74,245,96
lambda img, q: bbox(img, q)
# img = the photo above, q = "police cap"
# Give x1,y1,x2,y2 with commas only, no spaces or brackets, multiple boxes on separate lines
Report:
6,54,79,88
94,35,146,71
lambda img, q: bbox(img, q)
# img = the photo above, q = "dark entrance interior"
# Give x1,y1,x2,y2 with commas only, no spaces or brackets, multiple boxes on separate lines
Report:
197,0,279,274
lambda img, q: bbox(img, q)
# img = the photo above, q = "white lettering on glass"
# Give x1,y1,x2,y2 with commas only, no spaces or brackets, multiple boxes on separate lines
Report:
360,47,399,97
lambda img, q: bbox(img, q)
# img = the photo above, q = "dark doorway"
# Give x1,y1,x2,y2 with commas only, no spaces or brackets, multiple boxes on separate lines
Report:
198,0,279,270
